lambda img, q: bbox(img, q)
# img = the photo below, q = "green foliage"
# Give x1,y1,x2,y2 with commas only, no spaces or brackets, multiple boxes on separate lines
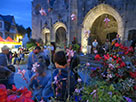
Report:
26,27,32,38
72,44,80,53
26,39,37,49
81,81,125,102
16,24,26,35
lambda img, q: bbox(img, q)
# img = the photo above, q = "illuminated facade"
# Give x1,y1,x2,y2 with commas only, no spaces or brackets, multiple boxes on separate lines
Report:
32,0,136,50
0,15,18,40
0,15,22,49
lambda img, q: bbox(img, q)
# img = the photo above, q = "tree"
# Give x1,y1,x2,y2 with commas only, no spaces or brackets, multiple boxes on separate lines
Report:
26,27,32,38
16,24,26,35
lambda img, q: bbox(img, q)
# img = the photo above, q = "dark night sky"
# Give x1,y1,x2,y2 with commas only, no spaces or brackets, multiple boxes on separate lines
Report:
0,0,32,28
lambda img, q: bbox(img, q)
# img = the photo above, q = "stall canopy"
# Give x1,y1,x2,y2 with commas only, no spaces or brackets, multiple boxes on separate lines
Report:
0,36,22,46
0,36,5,42
6,36,14,42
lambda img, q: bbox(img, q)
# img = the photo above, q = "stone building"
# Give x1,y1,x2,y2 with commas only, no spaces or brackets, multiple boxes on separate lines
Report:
0,15,18,40
32,0,136,51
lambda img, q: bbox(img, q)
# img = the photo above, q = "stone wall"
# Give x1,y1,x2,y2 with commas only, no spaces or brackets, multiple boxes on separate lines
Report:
32,0,136,45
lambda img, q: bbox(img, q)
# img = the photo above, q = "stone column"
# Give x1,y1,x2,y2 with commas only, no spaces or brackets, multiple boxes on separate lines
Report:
69,0,78,43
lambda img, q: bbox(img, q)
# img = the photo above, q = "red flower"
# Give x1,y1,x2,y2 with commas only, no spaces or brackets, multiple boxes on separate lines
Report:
16,96,34,102
95,54,102,61
124,46,128,51
116,57,122,64
0,84,7,102
134,86,136,90
120,62,126,67
104,54,110,60
115,73,122,78
12,85,17,92
115,43,120,47
110,54,113,57
124,51,129,55
113,55,117,59
7,95,17,102
21,90,32,98
128,47,134,52
17,87,28,94
120,44,124,49
129,72,136,78
115,73,119,77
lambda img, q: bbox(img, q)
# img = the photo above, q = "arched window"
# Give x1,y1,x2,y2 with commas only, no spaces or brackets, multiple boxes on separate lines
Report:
128,29,136,41
55,27,66,47
35,4,41,15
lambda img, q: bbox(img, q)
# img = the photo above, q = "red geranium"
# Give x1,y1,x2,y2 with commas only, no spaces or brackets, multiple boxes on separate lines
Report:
16,96,34,102
110,54,113,57
115,43,120,47
17,87,28,94
115,73,122,78
128,47,134,52
119,44,124,49
129,72,136,78
21,90,32,98
104,54,110,60
113,55,117,59
95,54,102,61
120,62,126,67
12,85,17,92
0,84,7,102
7,95,17,102
116,57,122,64
134,86,136,90
0,85,34,102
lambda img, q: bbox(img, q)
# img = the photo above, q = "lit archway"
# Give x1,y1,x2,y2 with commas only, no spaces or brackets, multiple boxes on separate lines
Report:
53,22,67,45
55,27,66,47
81,4,124,53
42,27,50,44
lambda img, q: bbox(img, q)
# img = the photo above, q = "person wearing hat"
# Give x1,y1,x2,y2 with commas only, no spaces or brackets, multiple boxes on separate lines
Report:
27,46,41,77
0,45,15,89
0,45,9,67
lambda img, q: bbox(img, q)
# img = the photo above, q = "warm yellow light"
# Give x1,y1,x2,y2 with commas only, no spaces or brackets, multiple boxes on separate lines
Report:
82,47,87,54
15,34,23,42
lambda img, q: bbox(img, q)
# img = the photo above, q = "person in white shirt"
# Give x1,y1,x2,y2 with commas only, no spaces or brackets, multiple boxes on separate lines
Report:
92,39,98,54
92,39,98,48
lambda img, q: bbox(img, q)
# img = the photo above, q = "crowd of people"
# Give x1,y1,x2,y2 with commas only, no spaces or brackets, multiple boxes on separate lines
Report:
0,41,80,101
26,43,80,101
0,34,135,101
87,33,136,55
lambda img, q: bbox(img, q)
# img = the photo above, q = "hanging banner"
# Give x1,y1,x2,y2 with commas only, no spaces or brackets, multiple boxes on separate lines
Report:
39,8,47,16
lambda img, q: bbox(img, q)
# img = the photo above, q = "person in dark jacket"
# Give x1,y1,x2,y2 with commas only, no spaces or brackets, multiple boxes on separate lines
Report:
0,46,14,88
87,34,92,54
70,52,80,80
0,45,9,67
52,51,77,101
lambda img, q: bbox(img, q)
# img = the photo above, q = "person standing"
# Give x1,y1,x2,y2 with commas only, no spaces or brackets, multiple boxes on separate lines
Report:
87,34,92,54
42,51,76,101
0,45,9,67
104,39,111,52
13,51,18,65
43,46,50,59
0,45,13,88
27,46,41,77
92,39,98,53
92,39,98,48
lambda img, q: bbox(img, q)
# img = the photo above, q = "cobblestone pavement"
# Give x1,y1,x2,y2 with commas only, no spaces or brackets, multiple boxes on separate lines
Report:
14,54,103,88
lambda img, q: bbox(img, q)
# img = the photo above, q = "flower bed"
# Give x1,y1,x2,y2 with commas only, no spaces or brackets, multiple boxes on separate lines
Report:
0,84,33,102
72,43,136,102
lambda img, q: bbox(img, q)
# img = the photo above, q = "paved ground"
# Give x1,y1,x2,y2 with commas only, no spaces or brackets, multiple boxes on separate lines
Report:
14,54,102,88
14,64,30,88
